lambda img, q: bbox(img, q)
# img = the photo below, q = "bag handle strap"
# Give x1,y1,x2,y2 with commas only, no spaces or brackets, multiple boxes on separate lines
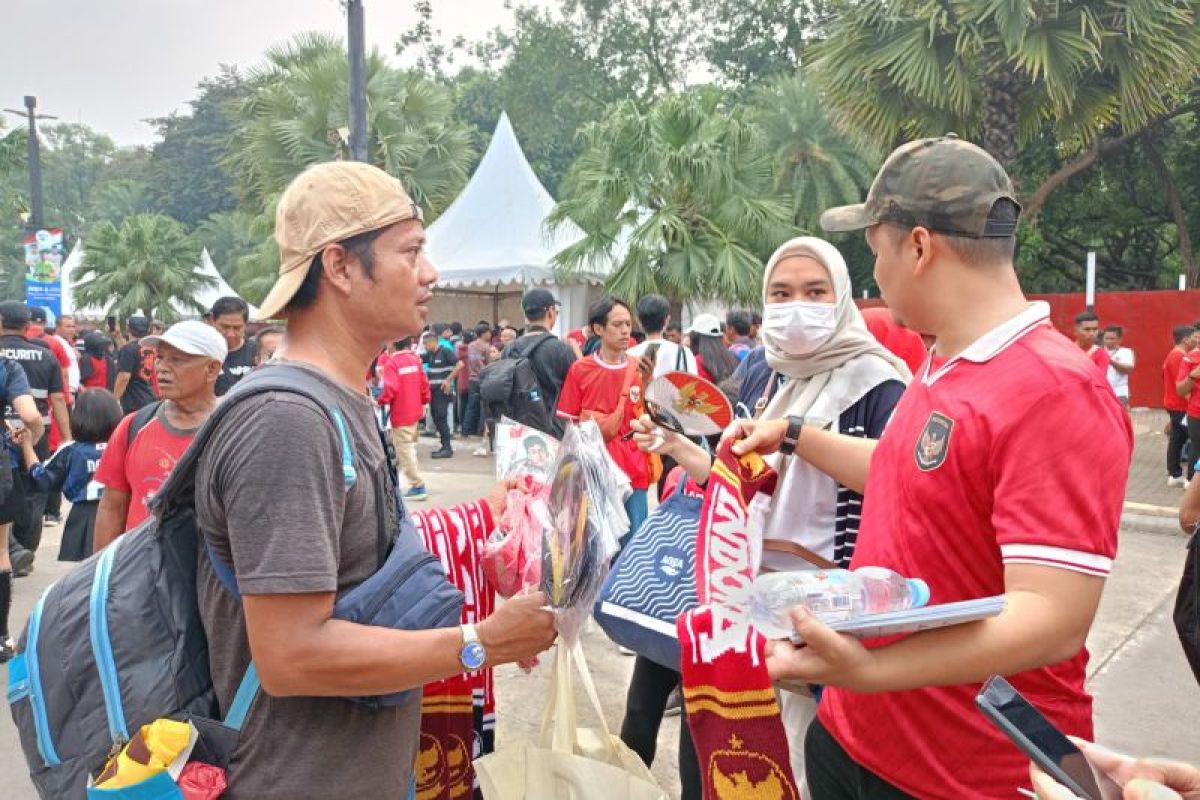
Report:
570,640,621,759
538,644,579,753
760,538,836,570
752,371,782,420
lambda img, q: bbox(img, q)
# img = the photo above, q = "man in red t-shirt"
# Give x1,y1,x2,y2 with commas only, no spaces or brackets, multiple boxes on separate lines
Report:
1071,310,1110,376
555,296,648,536
378,337,432,501
93,320,226,551
1172,333,1200,494
729,135,1132,799
1163,324,1196,486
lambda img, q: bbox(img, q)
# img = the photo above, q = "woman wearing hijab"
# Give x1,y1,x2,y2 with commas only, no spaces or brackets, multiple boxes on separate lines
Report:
630,236,910,791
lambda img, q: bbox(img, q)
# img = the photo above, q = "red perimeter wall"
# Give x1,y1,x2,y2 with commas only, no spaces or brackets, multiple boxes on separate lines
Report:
856,290,1200,408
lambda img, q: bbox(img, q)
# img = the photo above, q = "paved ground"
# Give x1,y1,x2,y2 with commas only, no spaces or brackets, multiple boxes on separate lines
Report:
3,425,1199,798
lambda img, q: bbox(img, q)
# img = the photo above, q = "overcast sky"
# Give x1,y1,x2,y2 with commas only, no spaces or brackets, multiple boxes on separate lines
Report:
2,0,525,147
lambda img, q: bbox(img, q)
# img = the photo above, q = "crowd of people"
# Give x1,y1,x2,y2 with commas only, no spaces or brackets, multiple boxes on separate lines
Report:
3,141,1199,800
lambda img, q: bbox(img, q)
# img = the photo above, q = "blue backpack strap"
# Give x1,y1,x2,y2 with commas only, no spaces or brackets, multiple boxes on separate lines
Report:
223,663,260,732
90,535,130,745
24,590,62,766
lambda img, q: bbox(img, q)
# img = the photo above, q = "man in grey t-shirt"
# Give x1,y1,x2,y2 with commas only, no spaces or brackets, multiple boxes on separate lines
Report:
194,162,556,798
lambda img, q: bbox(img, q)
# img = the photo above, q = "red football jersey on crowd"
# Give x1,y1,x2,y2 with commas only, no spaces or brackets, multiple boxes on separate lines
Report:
555,353,648,489
1176,349,1200,418
379,350,431,428
1085,344,1110,376
1164,347,1189,412
95,409,198,532
819,303,1132,799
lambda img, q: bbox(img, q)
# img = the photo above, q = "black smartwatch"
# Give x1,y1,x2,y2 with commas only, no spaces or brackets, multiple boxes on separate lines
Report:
779,415,804,456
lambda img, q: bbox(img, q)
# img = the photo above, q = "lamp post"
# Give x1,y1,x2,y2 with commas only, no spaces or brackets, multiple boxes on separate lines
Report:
3,96,58,231
345,0,368,162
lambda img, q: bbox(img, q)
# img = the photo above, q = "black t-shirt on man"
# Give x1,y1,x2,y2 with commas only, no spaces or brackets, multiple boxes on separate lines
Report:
0,334,63,459
116,340,158,414
422,346,457,385
216,338,256,397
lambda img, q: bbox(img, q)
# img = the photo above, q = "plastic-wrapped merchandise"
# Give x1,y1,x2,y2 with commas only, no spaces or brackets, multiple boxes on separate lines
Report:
482,420,559,598
482,475,550,598
540,421,629,644
482,419,629,639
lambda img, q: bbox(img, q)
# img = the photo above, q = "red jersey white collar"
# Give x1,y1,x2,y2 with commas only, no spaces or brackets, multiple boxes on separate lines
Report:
591,352,630,370
922,301,1049,385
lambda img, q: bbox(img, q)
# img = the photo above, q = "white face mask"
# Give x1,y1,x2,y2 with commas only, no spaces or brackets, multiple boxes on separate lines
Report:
762,300,839,356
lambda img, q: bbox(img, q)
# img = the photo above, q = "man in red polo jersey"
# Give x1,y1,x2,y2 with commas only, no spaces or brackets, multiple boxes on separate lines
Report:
728,134,1132,800
1071,310,1110,376
555,295,649,537
1164,324,1196,486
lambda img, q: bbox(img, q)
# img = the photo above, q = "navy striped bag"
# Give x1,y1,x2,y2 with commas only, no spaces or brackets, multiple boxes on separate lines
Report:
593,482,703,669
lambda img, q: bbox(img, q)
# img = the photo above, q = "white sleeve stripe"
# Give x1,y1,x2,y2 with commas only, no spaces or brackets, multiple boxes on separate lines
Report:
1000,544,1113,575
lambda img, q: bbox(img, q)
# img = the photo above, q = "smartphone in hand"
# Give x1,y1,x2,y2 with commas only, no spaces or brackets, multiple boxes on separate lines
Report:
976,675,1122,800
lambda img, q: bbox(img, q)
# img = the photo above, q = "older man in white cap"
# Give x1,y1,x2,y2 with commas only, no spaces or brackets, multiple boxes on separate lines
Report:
93,320,226,551
190,161,556,799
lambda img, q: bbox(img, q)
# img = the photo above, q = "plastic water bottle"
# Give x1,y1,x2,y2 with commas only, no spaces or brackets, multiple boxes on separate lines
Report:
748,567,931,639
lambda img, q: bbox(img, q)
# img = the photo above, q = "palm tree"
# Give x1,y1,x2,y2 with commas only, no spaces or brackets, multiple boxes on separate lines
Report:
232,208,280,306
85,179,152,229
811,0,1200,216
753,74,879,232
549,89,798,307
0,124,26,178
72,214,213,320
196,209,263,284
227,32,476,217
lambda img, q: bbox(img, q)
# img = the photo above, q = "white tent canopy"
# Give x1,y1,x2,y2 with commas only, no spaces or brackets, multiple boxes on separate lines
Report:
425,112,612,331
427,111,602,288
195,249,261,319
59,242,259,320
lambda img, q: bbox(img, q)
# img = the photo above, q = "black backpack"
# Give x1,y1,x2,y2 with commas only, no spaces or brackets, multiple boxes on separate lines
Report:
479,333,557,436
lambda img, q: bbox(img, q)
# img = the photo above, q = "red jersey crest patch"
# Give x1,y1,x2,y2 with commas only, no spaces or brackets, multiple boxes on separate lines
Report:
915,411,953,471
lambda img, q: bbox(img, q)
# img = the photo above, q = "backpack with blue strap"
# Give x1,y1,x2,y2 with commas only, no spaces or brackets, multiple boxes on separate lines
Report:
6,363,464,798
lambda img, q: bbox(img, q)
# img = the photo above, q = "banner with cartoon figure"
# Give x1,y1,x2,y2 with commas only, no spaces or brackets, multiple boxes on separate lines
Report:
24,227,64,318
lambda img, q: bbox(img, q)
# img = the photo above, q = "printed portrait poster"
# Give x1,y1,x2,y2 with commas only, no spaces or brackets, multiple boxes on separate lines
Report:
24,228,64,317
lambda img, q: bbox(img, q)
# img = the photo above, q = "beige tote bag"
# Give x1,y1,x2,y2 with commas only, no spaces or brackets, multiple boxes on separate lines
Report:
475,641,667,800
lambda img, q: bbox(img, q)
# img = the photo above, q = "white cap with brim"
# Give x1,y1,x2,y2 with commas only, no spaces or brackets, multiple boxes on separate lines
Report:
141,320,228,362
686,313,723,337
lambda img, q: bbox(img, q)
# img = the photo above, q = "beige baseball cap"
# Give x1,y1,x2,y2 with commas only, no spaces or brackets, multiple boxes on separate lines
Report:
260,161,424,319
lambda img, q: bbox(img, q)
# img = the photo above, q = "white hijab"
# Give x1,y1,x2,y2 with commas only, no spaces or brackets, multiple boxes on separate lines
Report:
760,237,910,427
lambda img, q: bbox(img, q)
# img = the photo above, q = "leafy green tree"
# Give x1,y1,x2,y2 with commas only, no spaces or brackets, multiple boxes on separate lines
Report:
704,1,839,87
560,0,703,102
38,123,118,233
145,67,248,228
0,124,25,178
550,89,798,306
71,214,212,320
753,74,878,232
227,33,475,217
233,209,280,307
811,0,1200,217
1014,118,1198,291
455,7,638,195
86,179,153,228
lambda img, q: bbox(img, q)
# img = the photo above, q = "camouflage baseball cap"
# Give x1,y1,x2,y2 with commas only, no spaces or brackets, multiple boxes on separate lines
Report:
820,134,1020,238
